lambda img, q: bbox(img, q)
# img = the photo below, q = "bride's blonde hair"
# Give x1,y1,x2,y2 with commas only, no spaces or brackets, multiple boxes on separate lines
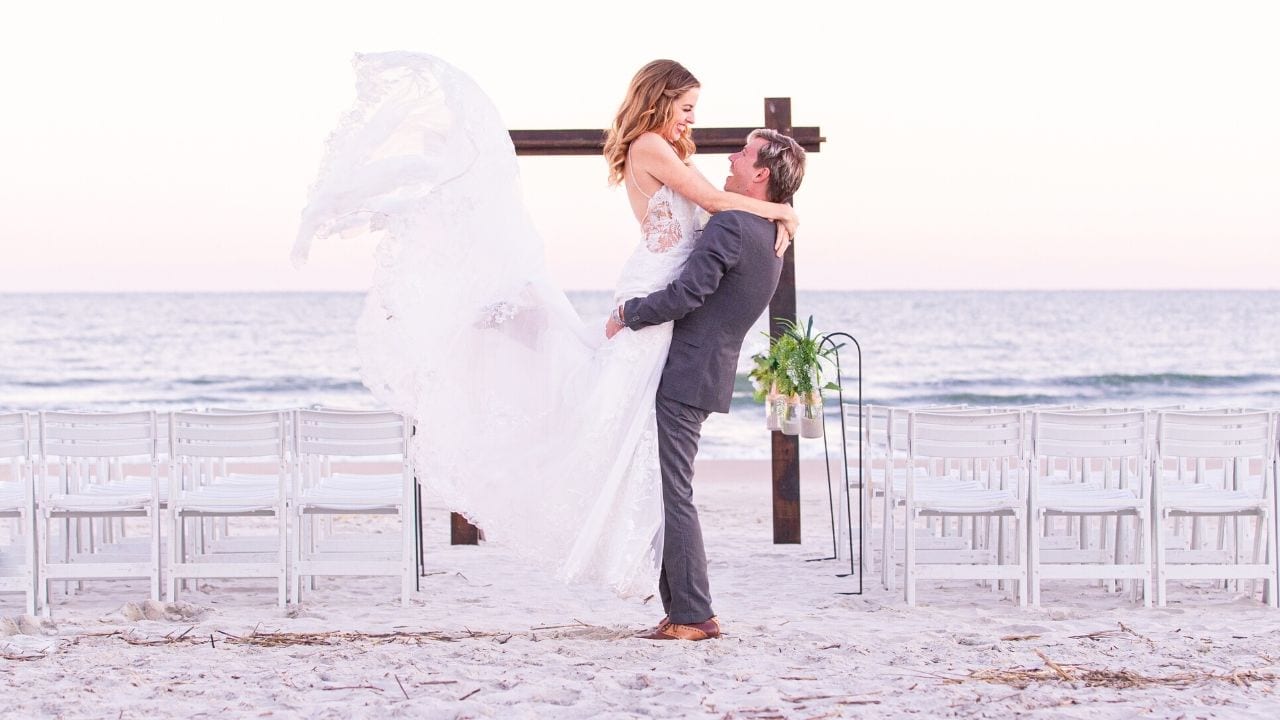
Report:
604,60,700,187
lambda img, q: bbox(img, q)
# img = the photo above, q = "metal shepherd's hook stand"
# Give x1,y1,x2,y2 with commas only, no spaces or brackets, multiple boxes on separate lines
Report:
806,331,863,595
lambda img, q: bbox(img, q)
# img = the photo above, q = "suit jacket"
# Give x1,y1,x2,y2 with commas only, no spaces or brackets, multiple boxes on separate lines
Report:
623,210,783,413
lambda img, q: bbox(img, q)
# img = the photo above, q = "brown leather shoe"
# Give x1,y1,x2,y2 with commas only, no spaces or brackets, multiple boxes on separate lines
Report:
642,616,721,641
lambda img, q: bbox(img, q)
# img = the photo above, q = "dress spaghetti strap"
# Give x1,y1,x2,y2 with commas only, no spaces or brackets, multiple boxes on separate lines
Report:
627,147,654,200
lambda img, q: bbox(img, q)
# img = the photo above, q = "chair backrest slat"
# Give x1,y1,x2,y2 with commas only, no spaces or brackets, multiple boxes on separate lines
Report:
176,426,285,443
42,439,156,458
299,424,404,442
1159,440,1270,460
1160,410,1272,426
1036,424,1146,443
296,439,406,457
914,424,1021,442
908,411,1024,461
294,410,408,459
39,411,157,461
170,441,284,459
170,411,286,460
911,441,1020,459
41,410,155,424
42,425,156,442
1156,411,1276,462
1033,411,1147,461
1161,424,1269,444
0,413,30,458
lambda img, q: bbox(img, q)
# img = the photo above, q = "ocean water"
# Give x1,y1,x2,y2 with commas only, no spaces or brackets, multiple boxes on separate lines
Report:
1,291,1277,459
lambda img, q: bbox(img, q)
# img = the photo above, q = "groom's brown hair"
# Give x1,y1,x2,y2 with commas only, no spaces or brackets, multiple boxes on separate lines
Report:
747,129,806,203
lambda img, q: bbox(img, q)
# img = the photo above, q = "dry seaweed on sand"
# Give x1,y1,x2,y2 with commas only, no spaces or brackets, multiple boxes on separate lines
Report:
955,649,1280,690
0,648,48,661
220,629,501,647
91,628,505,648
1068,621,1155,648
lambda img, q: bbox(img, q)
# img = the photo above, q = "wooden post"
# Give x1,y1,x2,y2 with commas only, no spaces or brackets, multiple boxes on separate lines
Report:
766,98,802,545
451,512,481,545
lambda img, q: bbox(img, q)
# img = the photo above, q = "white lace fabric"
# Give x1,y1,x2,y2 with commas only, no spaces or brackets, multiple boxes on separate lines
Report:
294,53,704,597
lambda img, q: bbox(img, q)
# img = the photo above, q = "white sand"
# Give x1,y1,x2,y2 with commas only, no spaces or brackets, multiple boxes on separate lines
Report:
3,459,1279,718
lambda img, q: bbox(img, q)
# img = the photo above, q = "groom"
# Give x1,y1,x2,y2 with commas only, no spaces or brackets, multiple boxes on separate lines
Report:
606,129,807,640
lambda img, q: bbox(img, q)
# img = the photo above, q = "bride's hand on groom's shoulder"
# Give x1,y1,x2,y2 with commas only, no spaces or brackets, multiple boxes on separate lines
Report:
778,206,799,240
774,224,792,257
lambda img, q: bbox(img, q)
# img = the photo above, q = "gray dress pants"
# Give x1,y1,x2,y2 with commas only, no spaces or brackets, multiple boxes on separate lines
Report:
655,392,714,624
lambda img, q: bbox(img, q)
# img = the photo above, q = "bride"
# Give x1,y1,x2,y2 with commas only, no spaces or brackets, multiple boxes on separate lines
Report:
293,53,797,598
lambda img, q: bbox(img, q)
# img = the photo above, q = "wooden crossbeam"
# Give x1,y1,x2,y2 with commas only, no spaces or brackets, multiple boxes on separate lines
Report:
510,126,825,156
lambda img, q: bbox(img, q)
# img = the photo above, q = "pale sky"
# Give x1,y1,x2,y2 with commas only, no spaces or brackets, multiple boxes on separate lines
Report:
1,0,1276,291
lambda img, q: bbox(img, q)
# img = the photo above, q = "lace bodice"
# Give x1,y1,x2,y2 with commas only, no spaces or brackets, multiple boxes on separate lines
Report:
613,185,707,304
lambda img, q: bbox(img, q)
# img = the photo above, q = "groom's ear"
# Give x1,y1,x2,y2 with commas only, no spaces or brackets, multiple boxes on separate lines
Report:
754,166,771,186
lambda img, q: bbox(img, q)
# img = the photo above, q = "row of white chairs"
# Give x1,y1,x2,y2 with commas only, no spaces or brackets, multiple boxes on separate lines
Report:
835,405,1279,607
0,409,416,615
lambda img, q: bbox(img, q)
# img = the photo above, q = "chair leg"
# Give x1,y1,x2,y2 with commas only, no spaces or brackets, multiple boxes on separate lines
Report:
181,512,193,593
904,508,917,606
1264,505,1278,609
62,517,72,597
861,483,873,575
1155,510,1169,607
24,509,37,616
401,506,414,607
169,511,181,604
1138,513,1152,607
1103,516,1116,594
277,506,288,608
292,509,304,606
882,495,895,592
149,507,161,602
1029,509,1042,607
308,515,319,592
37,510,51,617
993,515,1005,594
1016,514,1028,607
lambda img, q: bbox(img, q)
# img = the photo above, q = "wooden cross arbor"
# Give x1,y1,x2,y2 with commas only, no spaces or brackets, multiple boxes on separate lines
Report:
449,99,824,546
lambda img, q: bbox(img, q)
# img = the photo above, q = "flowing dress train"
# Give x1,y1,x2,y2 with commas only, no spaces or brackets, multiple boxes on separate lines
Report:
293,52,707,596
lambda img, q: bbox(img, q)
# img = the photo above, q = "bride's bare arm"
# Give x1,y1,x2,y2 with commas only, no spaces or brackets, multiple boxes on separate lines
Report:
688,160,791,256
630,133,798,239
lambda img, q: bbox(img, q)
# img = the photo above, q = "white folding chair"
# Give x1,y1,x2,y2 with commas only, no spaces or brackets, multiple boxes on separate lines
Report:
902,410,1029,606
859,404,972,588
1153,411,1277,607
168,411,289,607
1029,410,1152,606
880,406,1007,592
291,409,415,606
36,411,161,615
0,413,36,615
193,409,297,551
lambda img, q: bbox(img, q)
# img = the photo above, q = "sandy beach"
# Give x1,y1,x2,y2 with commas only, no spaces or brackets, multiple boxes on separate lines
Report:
3,459,1279,719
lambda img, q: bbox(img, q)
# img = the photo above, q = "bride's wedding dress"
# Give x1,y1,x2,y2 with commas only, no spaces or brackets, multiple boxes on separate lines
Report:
293,52,707,597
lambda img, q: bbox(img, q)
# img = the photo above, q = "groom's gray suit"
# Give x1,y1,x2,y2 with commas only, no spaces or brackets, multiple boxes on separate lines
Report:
622,210,783,624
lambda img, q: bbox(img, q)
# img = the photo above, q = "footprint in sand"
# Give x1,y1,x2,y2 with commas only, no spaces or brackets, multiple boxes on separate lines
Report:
0,614,59,637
